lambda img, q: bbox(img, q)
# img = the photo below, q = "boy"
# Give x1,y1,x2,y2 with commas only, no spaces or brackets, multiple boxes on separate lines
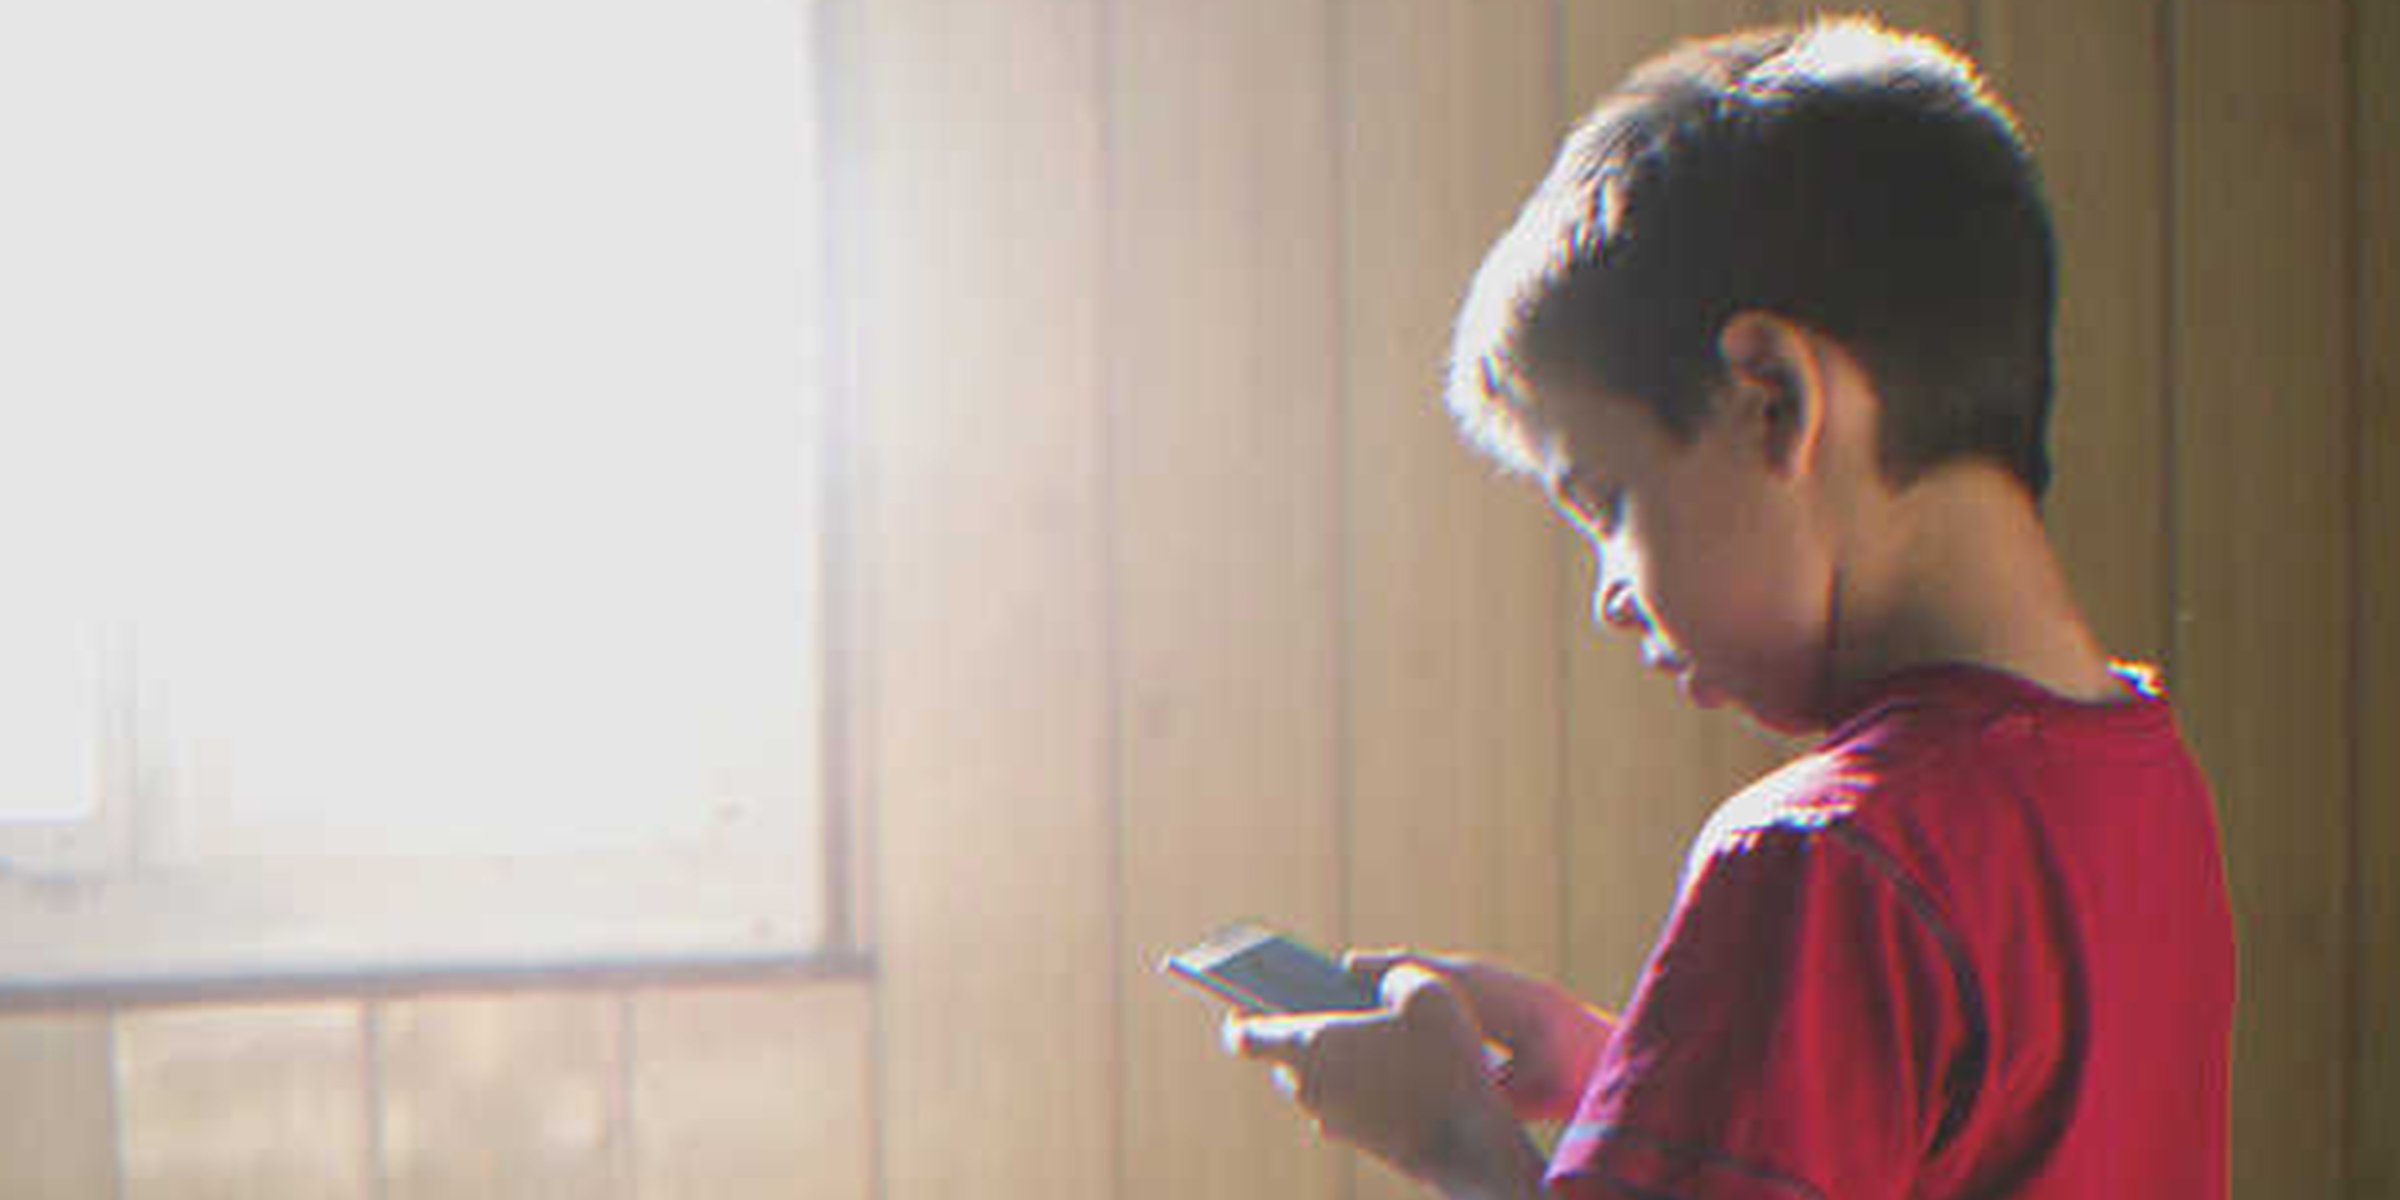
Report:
1227,18,2234,1199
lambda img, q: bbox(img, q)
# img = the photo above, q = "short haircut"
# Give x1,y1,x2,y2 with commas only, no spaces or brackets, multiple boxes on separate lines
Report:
1446,17,2058,496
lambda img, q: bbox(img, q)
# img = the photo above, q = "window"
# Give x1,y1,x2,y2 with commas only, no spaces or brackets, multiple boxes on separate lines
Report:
0,0,835,991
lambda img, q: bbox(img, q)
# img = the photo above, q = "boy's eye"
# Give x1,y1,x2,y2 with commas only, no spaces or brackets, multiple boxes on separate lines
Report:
1587,487,1624,533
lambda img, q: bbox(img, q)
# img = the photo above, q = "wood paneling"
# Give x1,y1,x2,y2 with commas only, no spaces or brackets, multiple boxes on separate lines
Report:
850,1,1113,1199
1557,0,1792,1014
1337,0,1564,978
1979,0,2172,663
0,1013,117,1198
630,982,872,1200
115,1003,373,1200
2355,0,2400,1191
1107,2,1348,1198
376,992,625,1199
1565,0,1771,97
1337,2,1563,1193
2170,0,2354,1193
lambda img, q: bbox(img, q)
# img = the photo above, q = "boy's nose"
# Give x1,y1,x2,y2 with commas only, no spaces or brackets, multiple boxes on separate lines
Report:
1597,583,1645,631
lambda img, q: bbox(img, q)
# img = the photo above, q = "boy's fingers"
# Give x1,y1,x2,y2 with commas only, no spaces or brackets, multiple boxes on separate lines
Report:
1223,1013,1319,1067
1227,1014,1345,1111
1377,962,1436,1006
1379,963,1466,1020
1363,958,1495,1025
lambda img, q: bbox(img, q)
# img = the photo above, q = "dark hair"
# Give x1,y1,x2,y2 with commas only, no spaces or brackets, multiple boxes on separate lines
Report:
1447,18,2057,496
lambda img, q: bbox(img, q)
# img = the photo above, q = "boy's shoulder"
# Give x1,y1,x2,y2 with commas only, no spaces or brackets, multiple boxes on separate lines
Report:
1690,660,2186,880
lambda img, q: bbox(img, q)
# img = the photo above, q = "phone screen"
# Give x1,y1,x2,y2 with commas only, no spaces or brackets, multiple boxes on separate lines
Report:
1162,924,1378,1015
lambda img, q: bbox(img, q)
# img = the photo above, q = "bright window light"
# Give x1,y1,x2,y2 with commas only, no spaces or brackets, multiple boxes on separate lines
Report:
0,0,826,985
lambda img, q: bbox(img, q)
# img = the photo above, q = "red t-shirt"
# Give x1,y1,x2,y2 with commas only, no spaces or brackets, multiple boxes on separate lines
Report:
1545,663,2234,1199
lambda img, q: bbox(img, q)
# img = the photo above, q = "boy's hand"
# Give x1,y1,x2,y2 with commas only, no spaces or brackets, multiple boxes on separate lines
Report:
1226,965,1543,1197
1346,950,1618,1123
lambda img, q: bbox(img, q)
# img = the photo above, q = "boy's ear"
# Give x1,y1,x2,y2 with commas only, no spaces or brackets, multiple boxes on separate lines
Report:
1716,311,1827,478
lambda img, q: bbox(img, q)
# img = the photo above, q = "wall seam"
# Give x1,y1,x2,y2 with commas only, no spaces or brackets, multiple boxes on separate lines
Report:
617,992,639,1198
1549,0,1575,1001
2157,0,2183,685
2340,0,2367,1188
1092,2,1129,1200
1327,7,1357,1200
363,1001,389,1200
103,1010,126,1200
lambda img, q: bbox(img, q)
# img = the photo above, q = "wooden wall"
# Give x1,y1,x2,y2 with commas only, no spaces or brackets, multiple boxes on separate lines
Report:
1,0,2390,1195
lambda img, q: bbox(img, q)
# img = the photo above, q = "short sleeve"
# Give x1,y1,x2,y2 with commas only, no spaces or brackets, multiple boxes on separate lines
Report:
1545,825,1980,1200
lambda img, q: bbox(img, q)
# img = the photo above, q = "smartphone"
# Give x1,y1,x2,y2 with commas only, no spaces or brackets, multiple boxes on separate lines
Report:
1164,922,1517,1075
1160,922,1379,1015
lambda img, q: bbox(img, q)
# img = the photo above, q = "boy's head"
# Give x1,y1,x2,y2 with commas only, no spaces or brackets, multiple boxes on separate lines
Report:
1449,17,2052,492
1447,19,2057,728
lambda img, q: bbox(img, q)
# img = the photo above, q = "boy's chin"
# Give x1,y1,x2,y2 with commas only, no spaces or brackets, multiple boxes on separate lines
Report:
1691,672,1824,736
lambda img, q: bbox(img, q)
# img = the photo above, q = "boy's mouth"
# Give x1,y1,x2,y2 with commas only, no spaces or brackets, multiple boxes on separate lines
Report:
1643,640,1721,707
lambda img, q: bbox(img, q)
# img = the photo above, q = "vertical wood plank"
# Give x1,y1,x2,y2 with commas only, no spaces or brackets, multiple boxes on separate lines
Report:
1555,0,1795,1016
1978,0,2173,664
630,981,872,1200
1107,2,1349,1199
376,992,626,1200
0,1013,118,1198
2170,0,2353,1193
851,1,1112,1198
1338,1,1563,1193
1339,0,1562,981
116,1003,373,1200
1565,0,1771,98
2354,0,2400,1190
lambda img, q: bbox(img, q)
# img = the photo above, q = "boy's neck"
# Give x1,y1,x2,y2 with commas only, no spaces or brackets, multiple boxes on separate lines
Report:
1828,462,2124,707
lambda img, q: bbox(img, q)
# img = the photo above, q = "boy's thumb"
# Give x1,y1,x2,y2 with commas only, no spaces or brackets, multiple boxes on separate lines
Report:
1344,948,1463,992
1342,948,1411,986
